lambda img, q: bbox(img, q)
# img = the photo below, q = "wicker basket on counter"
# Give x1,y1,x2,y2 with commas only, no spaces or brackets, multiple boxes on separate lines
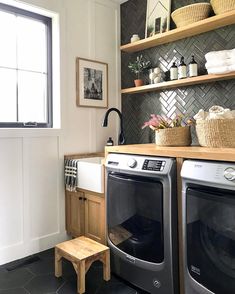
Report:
211,0,235,15
196,119,235,148
155,126,192,146
171,3,211,28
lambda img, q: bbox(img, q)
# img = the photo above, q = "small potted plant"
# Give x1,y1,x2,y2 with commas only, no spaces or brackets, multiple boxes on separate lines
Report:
128,55,151,87
142,114,193,146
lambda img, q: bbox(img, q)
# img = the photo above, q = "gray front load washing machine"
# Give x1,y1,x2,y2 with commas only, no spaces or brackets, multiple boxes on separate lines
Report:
106,153,179,294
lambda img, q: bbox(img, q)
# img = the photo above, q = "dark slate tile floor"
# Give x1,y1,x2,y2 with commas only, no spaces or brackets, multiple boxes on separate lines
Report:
0,249,148,294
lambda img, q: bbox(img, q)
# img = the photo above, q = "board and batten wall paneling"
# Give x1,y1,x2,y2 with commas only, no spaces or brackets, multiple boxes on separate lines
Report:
64,0,120,152
0,139,23,261
0,0,120,265
94,1,121,148
24,137,59,239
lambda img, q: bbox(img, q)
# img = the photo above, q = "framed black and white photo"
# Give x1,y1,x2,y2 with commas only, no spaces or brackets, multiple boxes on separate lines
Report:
145,0,171,38
76,57,108,108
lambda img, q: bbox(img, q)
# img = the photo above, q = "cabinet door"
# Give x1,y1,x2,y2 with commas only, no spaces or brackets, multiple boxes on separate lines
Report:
66,191,85,237
84,193,105,244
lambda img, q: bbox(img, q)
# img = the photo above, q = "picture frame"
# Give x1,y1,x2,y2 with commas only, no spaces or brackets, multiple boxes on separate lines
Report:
76,57,108,108
145,0,171,38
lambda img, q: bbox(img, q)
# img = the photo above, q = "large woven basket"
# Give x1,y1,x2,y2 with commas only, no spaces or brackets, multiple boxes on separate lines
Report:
171,3,211,28
196,119,235,148
155,126,191,146
211,0,235,15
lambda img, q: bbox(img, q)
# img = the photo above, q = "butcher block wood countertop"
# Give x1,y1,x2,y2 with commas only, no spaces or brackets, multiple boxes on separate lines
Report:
105,143,235,162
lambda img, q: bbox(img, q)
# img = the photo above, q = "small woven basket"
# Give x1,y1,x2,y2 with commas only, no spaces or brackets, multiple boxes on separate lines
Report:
171,3,211,28
155,126,192,146
196,119,235,148
211,0,235,15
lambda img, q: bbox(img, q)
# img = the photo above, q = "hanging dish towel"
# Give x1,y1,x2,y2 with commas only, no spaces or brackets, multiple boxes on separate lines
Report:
64,159,79,191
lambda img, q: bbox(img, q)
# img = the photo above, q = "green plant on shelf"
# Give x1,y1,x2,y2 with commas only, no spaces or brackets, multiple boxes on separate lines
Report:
128,55,151,80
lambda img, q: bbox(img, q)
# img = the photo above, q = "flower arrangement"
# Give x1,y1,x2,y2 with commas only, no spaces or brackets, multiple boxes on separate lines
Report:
142,114,193,130
142,114,193,146
128,55,151,80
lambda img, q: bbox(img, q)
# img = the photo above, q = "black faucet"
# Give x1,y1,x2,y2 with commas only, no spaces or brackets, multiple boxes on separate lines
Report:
102,108,125,145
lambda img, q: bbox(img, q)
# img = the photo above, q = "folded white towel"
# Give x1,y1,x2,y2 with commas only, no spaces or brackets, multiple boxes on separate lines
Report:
207,64,235,74
205,48,235,62
194,109,208,120
194,106,235,121
209,106,234,119
205,58,235,69
209,105,225,113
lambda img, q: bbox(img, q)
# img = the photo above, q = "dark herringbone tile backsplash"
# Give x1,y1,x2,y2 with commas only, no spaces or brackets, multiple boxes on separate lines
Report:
121,0,235,144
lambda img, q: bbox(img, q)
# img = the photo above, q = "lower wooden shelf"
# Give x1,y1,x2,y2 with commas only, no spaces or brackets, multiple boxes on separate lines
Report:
121,72,235,95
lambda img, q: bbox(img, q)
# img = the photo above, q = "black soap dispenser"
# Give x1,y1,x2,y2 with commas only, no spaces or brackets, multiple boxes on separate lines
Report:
106,137,114,146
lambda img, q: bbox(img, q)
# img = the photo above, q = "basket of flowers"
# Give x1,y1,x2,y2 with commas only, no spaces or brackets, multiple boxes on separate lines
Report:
142,114,192,146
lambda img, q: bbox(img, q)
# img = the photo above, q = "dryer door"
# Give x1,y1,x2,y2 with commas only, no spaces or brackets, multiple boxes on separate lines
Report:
186,186,235,294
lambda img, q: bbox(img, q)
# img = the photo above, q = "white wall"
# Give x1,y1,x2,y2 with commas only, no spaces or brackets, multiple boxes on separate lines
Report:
0,0,120,265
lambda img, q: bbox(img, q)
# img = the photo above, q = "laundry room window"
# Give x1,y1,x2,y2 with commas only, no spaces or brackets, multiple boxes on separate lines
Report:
0,2,53,128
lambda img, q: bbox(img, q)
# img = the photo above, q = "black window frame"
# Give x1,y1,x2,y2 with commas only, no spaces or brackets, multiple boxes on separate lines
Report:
0,3,53,128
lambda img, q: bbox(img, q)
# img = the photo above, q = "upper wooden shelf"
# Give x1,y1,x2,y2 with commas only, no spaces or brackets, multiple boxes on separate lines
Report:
121,72,235,94
120,10,235,53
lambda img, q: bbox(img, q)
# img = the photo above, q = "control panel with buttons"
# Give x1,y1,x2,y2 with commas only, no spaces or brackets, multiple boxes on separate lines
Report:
142,160,166,171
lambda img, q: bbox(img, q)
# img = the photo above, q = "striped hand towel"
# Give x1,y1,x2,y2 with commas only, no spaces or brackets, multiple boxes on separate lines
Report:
64,159,79,191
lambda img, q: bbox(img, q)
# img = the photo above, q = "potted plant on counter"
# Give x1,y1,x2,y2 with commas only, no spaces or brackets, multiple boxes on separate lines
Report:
142,114,193,146
128,55,151,87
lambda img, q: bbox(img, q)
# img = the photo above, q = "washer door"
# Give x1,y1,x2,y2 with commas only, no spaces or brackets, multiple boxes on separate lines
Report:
186,186,235,294
107,172,164,263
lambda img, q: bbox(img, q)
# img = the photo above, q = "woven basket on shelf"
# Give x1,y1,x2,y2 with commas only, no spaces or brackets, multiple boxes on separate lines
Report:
196,119,235,148
155,126,191,146
211,0,235,15
171,3,211,28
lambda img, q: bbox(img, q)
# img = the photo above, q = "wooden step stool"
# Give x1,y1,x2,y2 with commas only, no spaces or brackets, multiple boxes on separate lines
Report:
55,236,110,294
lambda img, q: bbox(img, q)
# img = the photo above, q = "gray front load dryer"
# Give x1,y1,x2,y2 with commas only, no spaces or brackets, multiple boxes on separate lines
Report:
181,160,235,294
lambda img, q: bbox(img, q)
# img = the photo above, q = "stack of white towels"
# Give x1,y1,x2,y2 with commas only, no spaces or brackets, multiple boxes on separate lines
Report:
194,106,235,121
205,48,235,74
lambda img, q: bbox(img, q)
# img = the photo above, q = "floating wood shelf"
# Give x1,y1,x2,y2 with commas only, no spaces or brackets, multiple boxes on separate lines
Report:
120,10,235,53
121,72,235,95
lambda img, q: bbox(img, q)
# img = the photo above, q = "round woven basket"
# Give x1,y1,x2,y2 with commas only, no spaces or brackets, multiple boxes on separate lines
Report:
171,3,211,28
211,0,235,15
196,119,235,148
155,126,191,146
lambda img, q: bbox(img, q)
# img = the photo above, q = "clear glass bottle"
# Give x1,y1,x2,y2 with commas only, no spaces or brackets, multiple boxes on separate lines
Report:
178,57,187,79
189,55,198,77
170,62,178,80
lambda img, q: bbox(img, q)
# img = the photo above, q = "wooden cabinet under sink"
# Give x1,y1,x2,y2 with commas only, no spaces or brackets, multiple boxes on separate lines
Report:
65,189,106,245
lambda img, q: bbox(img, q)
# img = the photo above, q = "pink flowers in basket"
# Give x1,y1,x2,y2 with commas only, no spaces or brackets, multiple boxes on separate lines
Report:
142,114,194,146
142,114,192,131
